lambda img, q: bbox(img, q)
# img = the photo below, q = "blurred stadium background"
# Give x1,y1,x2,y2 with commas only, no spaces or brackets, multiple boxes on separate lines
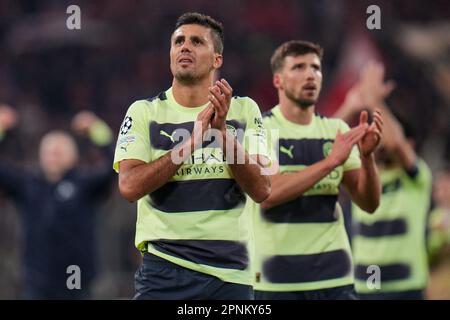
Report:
0,0,449,299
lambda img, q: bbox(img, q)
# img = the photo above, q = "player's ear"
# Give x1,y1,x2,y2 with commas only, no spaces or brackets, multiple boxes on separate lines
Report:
213,53,223,69
273,73,282,89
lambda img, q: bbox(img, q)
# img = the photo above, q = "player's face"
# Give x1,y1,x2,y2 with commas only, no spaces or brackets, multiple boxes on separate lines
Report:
170,24,222,84
39,133,78,177
276,53,322,108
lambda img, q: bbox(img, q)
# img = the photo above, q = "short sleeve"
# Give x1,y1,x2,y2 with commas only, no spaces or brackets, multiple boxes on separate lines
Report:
113,100,151,172
242,98,270,160
408,158,432,189
261,116,279,164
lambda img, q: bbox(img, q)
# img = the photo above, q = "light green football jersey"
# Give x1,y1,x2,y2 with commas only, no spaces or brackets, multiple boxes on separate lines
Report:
428,207,450,259
113,87,268,285
252,105,361,292
352,159,432,293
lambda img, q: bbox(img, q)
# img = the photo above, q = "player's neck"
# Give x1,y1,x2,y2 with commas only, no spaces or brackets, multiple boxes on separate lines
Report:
42,167,72,183
279,96,315,125
172,77,213,108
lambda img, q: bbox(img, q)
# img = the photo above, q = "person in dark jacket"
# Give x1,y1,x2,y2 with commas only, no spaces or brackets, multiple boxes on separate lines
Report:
0,104,115,299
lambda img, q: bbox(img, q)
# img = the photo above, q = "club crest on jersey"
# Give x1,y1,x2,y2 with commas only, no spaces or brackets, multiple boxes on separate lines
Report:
323,141,333,158
226,124,237,137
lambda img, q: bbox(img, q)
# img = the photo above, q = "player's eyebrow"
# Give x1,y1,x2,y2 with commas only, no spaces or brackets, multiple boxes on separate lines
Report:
172,34,207,47
311,62,321,70
291,62,305,70
291,62,321,71
189,35,205,43
173,35,185,43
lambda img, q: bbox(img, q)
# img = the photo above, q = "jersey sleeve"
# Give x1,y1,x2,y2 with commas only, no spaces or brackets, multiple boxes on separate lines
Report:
339,120,362,172
113,100,151,172
261,115,279,165
242,98,270,160
408,158,432,188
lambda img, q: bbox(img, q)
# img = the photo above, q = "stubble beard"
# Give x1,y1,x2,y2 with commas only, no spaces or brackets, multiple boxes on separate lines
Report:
174,70,199,86
174,64,214,86
285,89,317,109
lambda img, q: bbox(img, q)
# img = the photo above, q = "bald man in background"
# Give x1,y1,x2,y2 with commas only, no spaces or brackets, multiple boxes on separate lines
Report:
0,105,115,299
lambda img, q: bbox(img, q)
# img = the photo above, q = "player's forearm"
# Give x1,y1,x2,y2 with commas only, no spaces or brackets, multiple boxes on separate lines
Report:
222,132,270,203
374,102,417,170
261,157,339,209
394,141,417,171
334,100,357,123
370,101,402,147
353,154,381,213
119,153,181,202
229,159,271,203
356,100,417,170
119,141,193,202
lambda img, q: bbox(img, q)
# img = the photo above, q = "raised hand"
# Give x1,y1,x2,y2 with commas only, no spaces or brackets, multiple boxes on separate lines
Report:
0,104,19,131
328,124,368,167
208,78,232,132
359,61,396,108
191,104,214,150
358,109,384,157
342,83,366,114
71,111,100,135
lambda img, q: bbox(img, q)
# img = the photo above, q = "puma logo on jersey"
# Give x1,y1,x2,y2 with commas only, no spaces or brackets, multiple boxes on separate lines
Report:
160,130,176,143
280,145,294,159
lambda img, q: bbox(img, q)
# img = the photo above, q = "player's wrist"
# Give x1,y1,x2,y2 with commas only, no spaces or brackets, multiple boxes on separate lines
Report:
364,97,383,111
221,130,238,156
360,152,375,165
341,99,358,114
189,136,200,153
324,155,342,170
170,137,197,165
383,139,400,152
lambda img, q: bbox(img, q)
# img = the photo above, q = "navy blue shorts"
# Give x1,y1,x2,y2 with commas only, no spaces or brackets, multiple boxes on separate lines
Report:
134,252,253,300
254,284,358,300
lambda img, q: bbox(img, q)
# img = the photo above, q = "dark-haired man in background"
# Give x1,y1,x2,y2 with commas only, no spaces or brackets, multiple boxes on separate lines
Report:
114,12,270,300
252,41,383,300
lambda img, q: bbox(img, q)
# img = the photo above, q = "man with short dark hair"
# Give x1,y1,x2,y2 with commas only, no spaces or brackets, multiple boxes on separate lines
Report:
114,12,270,300
252,40,383,300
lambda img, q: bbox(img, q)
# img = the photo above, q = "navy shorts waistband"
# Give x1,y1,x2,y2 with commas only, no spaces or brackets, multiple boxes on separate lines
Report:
142,252,182,269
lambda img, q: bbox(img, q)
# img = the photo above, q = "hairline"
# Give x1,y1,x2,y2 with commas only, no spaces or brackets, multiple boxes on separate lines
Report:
274,52,322,74
172,23,223,54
